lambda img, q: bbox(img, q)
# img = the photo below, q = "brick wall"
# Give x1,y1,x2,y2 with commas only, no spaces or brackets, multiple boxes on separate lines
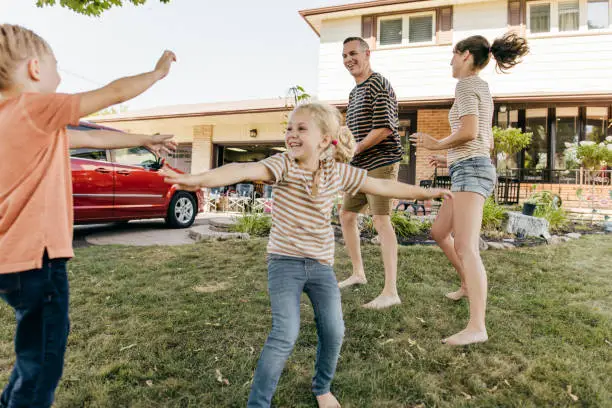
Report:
191,125,213,173
415,109,451,183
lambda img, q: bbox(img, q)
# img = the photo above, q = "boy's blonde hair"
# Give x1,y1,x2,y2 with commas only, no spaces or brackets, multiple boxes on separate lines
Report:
0,24,52,90
292,102,355,163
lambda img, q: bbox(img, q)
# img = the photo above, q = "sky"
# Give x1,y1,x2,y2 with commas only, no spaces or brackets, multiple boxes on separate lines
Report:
1,0,359,111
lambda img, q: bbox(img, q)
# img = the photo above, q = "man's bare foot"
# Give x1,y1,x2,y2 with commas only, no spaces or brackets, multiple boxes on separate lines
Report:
445,287,467,301
316,392,341,408
338,275,367,289
362,294,401,310
441,328,488,346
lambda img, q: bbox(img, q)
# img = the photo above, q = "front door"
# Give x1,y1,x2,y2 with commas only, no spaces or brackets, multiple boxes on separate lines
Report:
111,147,168,218
398,113,417,184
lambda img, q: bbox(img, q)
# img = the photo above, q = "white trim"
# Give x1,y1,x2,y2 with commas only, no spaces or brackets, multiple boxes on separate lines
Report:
376,10,436,49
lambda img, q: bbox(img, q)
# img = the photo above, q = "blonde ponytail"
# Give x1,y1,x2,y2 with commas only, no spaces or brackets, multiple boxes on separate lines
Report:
333,126,355,163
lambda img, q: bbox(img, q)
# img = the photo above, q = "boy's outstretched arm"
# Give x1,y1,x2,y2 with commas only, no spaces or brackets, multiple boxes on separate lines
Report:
77,50,176,118
68,129,176,154
360,177,453,201
161,162,274,191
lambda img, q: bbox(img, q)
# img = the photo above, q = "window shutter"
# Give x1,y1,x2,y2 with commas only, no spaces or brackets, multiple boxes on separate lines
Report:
409,15,433,43
379,18,403,46
507,0,526,36
361,15,375,49
436,6,453,45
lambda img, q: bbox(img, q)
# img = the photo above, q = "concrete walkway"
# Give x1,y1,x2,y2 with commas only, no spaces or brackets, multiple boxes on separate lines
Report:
75,213,241,247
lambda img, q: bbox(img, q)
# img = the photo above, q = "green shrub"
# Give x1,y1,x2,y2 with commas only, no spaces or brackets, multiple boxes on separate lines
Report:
359,212,431,239
230,214,272,237
482,196,507,231
528,190,568,232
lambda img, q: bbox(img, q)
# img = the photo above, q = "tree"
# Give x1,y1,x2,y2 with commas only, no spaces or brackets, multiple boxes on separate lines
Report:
281,85,311,134
36,0,171,17
492,126,533,170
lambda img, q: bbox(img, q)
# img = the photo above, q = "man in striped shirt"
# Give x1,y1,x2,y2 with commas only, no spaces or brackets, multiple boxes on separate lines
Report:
338,37,404,310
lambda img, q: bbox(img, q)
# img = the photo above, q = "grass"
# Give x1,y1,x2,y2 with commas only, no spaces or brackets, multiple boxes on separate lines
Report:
0,236,611,407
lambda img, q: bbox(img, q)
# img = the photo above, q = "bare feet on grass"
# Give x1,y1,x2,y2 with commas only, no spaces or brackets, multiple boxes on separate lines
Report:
316,392,341,408
442,328,488,346
445,287,467,301
338,275,367,289
362,294,401,310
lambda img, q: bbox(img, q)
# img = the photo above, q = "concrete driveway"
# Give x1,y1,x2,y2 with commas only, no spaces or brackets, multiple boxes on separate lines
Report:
73,213,238,248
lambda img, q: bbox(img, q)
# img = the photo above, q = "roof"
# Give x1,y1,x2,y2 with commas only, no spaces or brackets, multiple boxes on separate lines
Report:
88,98,293,122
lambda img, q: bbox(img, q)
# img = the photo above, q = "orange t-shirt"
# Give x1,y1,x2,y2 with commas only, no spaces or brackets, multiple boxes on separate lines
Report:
0,93,81,274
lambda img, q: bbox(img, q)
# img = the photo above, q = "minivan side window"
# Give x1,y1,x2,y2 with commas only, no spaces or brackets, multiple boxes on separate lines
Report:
114,147,158,168
70,149,108,161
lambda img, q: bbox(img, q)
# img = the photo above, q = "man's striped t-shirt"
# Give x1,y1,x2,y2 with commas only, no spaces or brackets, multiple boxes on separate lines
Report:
261,153,367,266
346,72,404,171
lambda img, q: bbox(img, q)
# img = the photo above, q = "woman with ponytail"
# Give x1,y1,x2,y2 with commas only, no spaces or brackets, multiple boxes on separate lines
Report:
163,102,451,407
411,33,529,346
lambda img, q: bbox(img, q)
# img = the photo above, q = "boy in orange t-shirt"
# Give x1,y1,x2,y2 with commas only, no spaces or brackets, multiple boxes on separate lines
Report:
0,24,177,407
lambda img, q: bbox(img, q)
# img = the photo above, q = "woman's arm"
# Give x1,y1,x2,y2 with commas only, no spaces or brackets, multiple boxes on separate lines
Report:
410,115,478,151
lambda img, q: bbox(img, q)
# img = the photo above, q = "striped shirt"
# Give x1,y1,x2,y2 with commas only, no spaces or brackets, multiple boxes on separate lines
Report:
346,72,404,171
261,153,367,266
447,76,494,165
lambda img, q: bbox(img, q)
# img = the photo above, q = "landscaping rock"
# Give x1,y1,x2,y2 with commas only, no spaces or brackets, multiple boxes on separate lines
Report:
566,233,582,240
604,221,612,233
371,236,381,245
487,242,506,250
546,235,569,245
503,242,515,249
503,212,550,238
189,225,249,242
479,237,489,251
209,217,237,230
503,238,515,243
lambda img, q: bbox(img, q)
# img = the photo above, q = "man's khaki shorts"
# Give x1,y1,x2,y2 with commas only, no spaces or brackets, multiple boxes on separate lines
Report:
342,162,400,216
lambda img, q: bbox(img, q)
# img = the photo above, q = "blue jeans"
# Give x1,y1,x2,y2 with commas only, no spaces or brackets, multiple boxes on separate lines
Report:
247,255,345,408
0,254,70,408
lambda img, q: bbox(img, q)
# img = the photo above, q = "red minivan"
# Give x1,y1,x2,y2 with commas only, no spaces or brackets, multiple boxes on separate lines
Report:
69,122,204,228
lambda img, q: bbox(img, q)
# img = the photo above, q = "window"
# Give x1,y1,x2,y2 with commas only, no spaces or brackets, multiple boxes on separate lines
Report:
70,149,107,161
530,3,552,33
114,147,158,168
377,12,435,47
559,1,580,31
525,109,549,170
588,0,610,29
586,107,608,142
496,110,520,170
409,15,434,43
555,107,579,169
379,18,402,46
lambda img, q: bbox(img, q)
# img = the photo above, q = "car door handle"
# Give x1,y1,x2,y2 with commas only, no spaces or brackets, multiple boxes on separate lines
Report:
95,167,111,174
116,170,131,175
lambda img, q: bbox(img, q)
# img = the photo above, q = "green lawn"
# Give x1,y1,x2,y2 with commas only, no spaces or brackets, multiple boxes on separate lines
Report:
0,236,610,407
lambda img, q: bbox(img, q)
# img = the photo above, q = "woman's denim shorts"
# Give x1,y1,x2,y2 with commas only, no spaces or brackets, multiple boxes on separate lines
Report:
449,156,496,198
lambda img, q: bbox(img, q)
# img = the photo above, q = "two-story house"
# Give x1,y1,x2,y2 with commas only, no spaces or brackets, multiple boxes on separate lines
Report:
301,0,612,211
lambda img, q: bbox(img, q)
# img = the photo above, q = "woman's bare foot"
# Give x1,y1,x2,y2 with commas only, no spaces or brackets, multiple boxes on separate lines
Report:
362,294,401,310
445,287,467,301
338,275,367,289
441,328,488,346
316,392,341,408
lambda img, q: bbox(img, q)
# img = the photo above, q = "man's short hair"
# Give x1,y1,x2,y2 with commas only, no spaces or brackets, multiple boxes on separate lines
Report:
343,37,369,51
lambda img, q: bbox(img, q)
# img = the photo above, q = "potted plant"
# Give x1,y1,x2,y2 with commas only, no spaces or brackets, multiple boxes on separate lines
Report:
522,198,537,216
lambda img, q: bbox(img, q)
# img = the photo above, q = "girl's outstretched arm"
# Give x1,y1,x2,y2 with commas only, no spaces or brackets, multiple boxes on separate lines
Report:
360,177,453,201
161,162,274,191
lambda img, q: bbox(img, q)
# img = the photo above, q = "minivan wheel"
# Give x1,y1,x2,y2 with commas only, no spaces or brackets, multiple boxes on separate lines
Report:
166,192,197,228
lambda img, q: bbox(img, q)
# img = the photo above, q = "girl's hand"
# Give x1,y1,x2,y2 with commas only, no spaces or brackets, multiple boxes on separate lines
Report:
154,50,177,80
428,154,447,168
429,188,453,201
160,168,202,190
410,132,439,150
